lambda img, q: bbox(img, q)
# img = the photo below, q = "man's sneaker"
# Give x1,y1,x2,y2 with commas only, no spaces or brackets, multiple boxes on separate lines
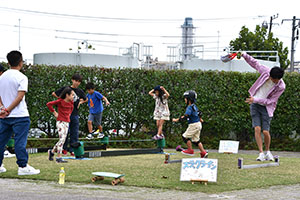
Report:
70,152,75,156
48,149,54,161
256,152,266,161
97,132,105,139
0,164,6,173
181,149,194,156
86,133,94,139
4,150,15,158
201,151,208,158
62,150,68,155
56,158,68,163
265,151,275,161
18,165,40,175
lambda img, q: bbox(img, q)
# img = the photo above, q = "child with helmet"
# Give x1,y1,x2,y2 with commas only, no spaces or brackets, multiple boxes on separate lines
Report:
173,90,208,158
149,86,170,140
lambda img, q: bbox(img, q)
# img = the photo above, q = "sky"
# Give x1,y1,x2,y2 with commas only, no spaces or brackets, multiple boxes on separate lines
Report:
0,0,299,64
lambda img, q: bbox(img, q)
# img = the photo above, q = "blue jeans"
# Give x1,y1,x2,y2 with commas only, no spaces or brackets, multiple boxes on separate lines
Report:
0,117,30,167
63,114,79,152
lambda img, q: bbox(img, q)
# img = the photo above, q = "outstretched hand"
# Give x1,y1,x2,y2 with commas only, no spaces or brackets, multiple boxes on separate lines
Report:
77,99,86,109
172,118,179,123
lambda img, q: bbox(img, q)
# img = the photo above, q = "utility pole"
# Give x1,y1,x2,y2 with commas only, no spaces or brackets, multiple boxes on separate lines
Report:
282,16,300,72
268,14,279,37
18,18,21,51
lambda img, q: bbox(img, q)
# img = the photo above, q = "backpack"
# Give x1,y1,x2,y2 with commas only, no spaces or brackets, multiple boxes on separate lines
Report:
192,104,203,118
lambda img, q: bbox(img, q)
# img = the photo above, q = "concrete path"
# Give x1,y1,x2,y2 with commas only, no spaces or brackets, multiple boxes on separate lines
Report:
1,150,300,200
1,178,300,200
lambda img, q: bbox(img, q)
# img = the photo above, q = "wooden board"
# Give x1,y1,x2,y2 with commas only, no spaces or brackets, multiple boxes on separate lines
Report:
92,172,125,178
91,172,125,185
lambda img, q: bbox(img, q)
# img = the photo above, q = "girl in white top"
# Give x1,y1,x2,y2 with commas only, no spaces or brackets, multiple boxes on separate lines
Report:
148,86,170,140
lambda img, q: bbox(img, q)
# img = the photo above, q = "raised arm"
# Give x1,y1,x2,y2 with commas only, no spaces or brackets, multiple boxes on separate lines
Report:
148,89,155,97
242,53,270,74
160,86,170,99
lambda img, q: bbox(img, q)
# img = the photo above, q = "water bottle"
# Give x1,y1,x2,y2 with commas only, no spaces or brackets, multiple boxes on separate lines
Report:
59,167,65,185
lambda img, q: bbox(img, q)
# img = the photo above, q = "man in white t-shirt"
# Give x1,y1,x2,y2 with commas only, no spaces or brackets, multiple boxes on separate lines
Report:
0,51,40,175
0,64,15,158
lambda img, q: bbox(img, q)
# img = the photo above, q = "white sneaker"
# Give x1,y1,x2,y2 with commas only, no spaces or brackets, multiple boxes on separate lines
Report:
0,164,6,173
256,152,266,161
86,133,94,139
4,150,15,158
265,151,275,161
97,133,105,139
18,164,40,175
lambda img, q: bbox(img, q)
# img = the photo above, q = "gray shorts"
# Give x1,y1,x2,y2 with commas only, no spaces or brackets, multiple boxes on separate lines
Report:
250,103,272,131
88,112,103,127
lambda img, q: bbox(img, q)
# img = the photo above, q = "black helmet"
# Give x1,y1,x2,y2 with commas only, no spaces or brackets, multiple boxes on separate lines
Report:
154,85,161,91
183,90,197,102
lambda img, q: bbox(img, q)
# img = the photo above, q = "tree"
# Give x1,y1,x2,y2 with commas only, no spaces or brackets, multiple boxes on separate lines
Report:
230,25,289,69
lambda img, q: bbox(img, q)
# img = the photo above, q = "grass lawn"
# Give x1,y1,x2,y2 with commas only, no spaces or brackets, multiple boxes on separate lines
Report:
1,149,300,193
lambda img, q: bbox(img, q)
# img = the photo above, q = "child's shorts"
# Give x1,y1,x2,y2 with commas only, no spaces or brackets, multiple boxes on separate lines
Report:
250,103,272,131
88,112,103,127
182,122,202,142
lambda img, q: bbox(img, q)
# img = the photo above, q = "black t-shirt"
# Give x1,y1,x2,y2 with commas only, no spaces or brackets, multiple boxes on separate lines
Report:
55,86,87,116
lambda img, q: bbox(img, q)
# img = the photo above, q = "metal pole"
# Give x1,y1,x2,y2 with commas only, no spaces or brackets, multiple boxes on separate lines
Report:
268,16,273,37
291,16,296,72
18,18,21,51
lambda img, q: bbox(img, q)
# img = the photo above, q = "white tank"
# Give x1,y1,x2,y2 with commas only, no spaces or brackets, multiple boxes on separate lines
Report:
33,52,139,68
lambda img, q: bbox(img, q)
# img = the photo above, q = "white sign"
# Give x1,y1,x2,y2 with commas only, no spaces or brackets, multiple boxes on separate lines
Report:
180,158,218,182
218,140,239,154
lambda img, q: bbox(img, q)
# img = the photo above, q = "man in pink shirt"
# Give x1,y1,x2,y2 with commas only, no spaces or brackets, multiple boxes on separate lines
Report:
242,52,285,161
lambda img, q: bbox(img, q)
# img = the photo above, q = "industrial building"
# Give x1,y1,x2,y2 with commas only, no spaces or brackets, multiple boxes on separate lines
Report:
33,17,279,72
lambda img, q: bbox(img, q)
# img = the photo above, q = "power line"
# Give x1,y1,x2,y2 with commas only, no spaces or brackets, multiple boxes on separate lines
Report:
0,6,266,23
0,23,219,38
55,36,118,43
55,29,219,38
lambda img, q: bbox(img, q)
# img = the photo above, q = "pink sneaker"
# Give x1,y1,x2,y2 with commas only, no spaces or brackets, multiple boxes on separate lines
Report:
181,149,194,156
176,145,184,152
201,151,208,158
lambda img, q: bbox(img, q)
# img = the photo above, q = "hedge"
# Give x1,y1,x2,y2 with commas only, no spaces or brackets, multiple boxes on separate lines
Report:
1,63,300,150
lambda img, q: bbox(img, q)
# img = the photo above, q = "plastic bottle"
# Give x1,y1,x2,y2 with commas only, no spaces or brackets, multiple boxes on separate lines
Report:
59,167,65,185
